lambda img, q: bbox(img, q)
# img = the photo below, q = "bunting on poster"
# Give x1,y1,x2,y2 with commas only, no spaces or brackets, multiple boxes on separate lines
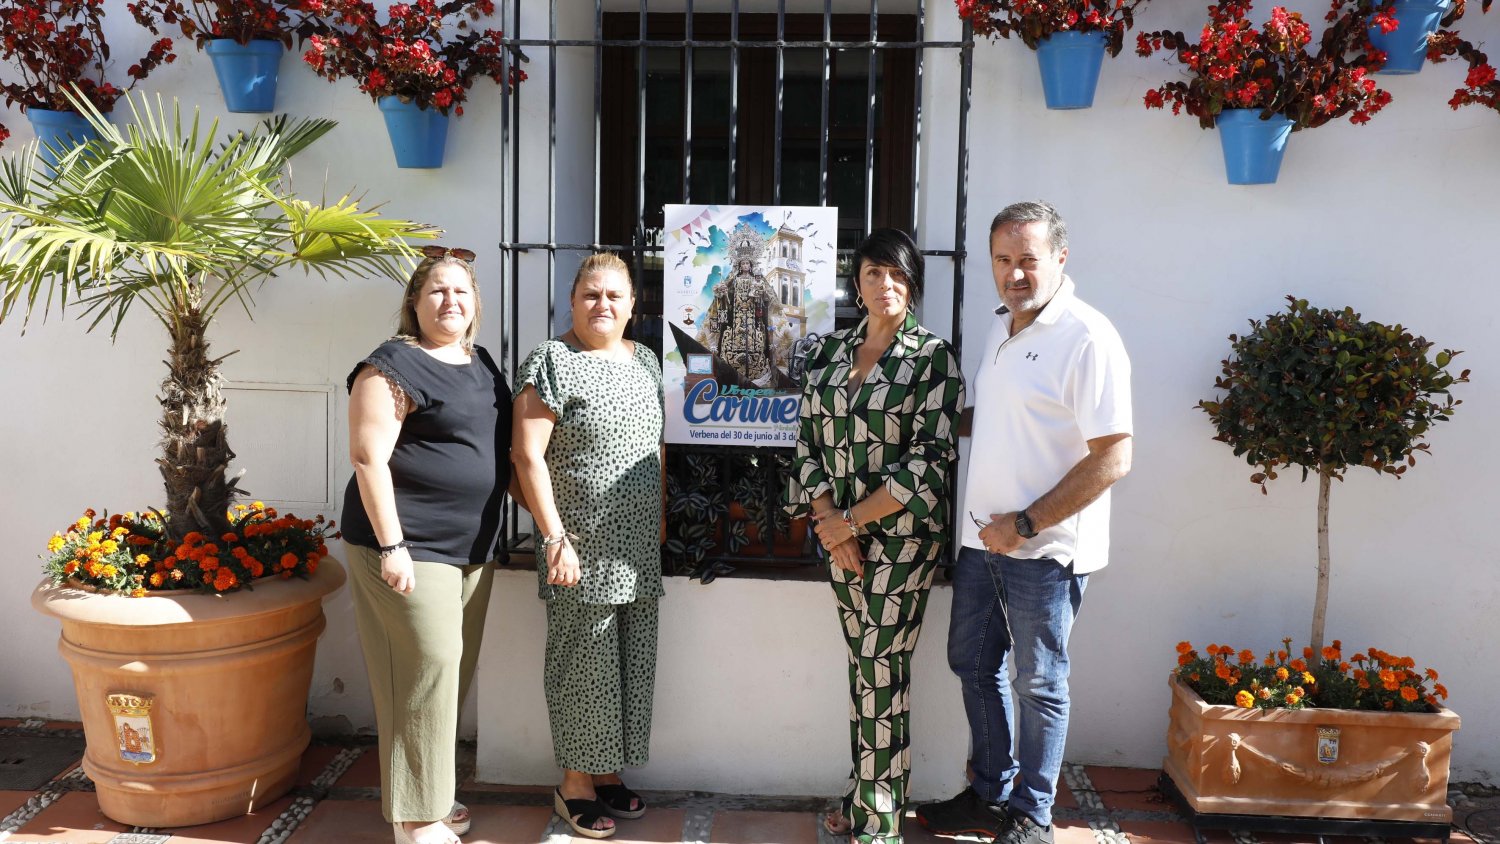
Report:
661,204,838,446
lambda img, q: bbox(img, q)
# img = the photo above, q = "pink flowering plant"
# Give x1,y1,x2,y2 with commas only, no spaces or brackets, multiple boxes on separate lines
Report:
128,0,329,50
1136,0,1392,129
302,0,527,116
0,0,175,146
956,0,1154,55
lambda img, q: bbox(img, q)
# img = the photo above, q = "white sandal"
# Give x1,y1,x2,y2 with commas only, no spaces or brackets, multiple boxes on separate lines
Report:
443,801,471,836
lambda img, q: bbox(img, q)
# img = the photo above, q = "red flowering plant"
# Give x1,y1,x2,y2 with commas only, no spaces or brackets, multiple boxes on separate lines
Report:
128,0,329,50
1136,0,1392,130
43,503,339,596
1426,0,1499,115
955,0,1154,55
1175,639,1448,713
0,0,175,144
302,0,527,116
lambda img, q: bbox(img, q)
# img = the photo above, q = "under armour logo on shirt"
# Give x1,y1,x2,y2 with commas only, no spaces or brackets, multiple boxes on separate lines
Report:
1025,352,1039,361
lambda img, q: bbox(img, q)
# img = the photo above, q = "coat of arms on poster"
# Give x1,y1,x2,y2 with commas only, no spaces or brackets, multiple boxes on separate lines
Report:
107,693,157,765
662,204,838,446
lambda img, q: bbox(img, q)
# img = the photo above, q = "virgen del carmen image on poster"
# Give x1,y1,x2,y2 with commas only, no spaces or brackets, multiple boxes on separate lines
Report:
662,204,838,446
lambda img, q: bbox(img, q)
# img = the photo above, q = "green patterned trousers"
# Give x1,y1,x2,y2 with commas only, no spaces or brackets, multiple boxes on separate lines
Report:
830,537,943,844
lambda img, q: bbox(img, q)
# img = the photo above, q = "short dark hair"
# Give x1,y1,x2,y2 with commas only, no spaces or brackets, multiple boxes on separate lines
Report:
990,200,1068,255
851,228,924,304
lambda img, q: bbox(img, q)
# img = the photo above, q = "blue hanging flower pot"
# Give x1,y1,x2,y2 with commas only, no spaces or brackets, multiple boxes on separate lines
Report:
26,108,102,168
1215,108,1294,185
1035,31,1108,109
378,96,450,169
1369,0,1451,74
205,39,286,113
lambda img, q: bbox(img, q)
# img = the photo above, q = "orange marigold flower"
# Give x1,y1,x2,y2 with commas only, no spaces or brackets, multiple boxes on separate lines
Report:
1425,668,1439,681
1176,641,1192,654
1351,652,1366,663
1235,690,1255,708
1189,672,1200,683
1277,650,1288,661
1434,683,1448,699
1177,653,1193,666
130,588,147,598
1275,667,1289,682
200,556,220,572
1426,694,1439,708
183,531,205,544
280,552,299,569
1322,646,1339,660
1358,677,1371,690
1302,647,1313,659
221,532,238,543
1257,687,1271,699
1215,662,1232,680
249,560,265,578
64,561,78,574
149,572,165,587
1206,643,1221,656
170,569,184,581
1286,692,1302,706
1238,649,1254,664
1400,686,1419,702
1339,661,1350,672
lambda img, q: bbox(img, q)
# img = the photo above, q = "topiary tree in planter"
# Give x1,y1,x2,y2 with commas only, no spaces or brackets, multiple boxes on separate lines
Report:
1198,295,1468,655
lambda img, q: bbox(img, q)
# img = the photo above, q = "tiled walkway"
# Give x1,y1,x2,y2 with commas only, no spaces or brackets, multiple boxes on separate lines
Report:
1,720,1494,844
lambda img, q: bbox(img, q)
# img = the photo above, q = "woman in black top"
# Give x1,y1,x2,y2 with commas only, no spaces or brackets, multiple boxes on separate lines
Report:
342,248,514,844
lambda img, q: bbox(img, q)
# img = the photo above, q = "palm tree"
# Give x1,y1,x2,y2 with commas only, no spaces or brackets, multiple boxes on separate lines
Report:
0,91,435,542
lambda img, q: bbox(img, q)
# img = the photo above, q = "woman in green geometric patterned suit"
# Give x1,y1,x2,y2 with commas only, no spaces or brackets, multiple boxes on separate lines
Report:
786,228,966,844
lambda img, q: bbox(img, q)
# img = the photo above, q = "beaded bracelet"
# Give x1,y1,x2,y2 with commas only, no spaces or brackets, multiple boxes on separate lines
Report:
539,531,577,550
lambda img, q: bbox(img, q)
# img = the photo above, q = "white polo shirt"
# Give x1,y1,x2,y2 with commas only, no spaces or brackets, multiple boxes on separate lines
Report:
961,276,1132,573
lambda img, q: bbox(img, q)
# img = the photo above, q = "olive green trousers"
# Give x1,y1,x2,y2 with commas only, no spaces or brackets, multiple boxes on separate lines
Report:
346,543,493,823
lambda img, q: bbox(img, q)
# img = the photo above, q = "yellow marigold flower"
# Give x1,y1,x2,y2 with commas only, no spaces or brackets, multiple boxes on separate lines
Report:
1235,690,1255,709
1400,686,1419,702
47,534,65,553
235,504,248,511
100,540,119,554
252,501,265,510
130,588,146,598
135,554,150,566
75,517,90,530
1275,667,1289,682
1286,693,1302,706
1301,672,1315,685
111,526,128,539
87,530,104,544
149,573,165,587
101,564,117,578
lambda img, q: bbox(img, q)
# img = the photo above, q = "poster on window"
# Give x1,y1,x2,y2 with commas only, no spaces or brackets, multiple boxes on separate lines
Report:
661,204,838,446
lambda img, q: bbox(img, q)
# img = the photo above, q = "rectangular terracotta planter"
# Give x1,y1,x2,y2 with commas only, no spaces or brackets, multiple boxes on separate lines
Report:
1163,674,1459,823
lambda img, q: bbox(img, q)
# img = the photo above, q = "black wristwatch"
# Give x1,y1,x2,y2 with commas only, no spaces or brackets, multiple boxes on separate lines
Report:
1014,510,1039,539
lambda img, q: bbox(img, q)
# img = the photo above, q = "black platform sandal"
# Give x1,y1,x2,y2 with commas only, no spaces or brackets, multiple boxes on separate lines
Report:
553,789,617,839
595,783,647,819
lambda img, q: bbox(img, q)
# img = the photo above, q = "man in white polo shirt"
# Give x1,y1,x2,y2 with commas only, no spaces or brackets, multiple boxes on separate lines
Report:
916,201,1132,844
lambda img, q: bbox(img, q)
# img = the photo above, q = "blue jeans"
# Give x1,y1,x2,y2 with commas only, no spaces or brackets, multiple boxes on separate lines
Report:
947,546,1088,828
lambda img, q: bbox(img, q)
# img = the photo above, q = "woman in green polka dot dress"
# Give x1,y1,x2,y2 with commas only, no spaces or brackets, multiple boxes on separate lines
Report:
512,253,664,840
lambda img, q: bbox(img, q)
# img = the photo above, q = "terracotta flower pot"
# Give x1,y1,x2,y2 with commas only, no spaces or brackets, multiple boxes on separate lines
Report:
31,559,347,828
1162,673,1459,824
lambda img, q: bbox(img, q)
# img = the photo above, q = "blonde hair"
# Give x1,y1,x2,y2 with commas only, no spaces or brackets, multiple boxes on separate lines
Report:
397,256,482,352
570,252,634,298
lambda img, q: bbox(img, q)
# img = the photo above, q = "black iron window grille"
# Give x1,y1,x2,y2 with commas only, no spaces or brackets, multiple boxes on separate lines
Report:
494,1,974,575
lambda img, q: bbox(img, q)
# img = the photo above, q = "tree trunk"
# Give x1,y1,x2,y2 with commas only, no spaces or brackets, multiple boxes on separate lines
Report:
157,307,239,543
1310,469,1332,656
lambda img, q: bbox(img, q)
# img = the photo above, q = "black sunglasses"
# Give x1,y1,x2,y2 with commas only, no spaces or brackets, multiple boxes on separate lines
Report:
421,245,477,262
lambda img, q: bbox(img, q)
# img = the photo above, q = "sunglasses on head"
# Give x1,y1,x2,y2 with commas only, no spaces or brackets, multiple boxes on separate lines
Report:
421,245,477,262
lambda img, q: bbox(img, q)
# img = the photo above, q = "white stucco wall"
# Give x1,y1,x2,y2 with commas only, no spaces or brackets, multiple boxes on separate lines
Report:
2,0,1496,798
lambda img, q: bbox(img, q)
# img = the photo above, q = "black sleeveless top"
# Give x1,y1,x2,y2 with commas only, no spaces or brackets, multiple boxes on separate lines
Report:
340,340,511,565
